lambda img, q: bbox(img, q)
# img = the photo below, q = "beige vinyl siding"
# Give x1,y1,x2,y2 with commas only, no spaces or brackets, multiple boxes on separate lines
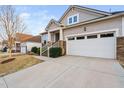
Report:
61,7,104,25
63,17,122,40
47,22,59,31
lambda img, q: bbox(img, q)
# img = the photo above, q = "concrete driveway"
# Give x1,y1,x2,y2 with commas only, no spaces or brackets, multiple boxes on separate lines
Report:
0,56,124,88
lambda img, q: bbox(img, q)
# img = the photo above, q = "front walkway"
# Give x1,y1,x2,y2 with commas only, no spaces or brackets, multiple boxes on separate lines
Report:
0,56,124,88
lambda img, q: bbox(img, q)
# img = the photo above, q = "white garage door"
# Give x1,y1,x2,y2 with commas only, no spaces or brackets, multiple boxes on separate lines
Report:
21,46,27,54
66,32,116,59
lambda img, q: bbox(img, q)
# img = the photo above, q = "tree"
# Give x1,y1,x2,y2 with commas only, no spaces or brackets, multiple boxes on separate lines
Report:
0,6,26,57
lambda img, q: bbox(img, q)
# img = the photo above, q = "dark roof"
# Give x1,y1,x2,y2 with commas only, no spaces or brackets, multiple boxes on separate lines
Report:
112,11,124,14
75,5,111,15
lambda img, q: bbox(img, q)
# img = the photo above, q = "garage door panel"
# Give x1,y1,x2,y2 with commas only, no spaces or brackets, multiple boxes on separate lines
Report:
67,36,116,59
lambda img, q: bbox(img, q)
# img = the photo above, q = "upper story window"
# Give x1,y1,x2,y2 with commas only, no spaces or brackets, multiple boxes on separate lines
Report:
67,14,79,25
73,16,77,22
69,17,73,24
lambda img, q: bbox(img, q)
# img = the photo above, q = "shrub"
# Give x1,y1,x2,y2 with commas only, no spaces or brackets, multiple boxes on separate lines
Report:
31,47,38,54
36,48,40,55
49,47,62,58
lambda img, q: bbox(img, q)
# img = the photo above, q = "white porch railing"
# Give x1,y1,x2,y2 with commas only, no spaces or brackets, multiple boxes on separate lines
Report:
41,43,49,54
50,41,59,48
41,41,60,56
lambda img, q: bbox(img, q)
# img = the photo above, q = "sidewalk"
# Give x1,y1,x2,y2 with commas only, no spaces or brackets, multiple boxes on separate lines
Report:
0,77,7,88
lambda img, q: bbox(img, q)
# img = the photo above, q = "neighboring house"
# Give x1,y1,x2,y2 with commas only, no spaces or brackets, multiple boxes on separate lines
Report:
15,33,33,52
0,33,40,53
21,35,41,53
40,5,124,59
1,33,41,53
0,40,8,52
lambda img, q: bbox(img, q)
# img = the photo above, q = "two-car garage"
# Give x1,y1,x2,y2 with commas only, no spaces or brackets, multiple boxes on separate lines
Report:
66,31,116,59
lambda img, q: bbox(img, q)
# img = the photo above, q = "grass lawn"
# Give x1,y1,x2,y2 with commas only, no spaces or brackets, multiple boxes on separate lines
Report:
0,55,42,76
0,51,2,54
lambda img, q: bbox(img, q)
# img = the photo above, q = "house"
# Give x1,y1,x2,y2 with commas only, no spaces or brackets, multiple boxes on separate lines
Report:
1,33,41,53
21,35,41,53
40,5,124,60
12,33,34,53
0,33,41,53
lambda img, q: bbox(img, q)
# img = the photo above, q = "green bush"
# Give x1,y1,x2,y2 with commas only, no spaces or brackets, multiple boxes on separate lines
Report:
31,47,38,54
49,47,62,58
36,48,40,55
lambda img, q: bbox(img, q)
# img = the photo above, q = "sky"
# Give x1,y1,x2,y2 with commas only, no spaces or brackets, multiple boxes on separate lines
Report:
14,5,124,35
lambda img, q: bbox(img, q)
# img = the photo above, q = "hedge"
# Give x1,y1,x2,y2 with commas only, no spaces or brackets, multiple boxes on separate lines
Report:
31,47,38,54
49,47,62,58
31,47,40,55
36,48,40,55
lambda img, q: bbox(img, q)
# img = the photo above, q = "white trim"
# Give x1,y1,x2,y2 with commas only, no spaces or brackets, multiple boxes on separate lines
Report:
48,31,51,41
40,34,42,56
60,28,63,40
67,14,79,25
53,33,56,42
65,28,119,38
122,17,124,36
49,27,60,32
59,5,111,22
74,6,111,16
45,19,61,31
98,34,101,38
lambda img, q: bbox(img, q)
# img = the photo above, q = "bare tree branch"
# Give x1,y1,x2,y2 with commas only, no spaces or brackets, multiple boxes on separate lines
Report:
0,5,27,57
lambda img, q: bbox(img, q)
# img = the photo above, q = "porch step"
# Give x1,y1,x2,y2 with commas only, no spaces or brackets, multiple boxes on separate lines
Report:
42,50,48,57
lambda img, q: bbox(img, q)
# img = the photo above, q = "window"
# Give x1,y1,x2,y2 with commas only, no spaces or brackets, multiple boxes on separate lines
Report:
73,16,77,22
84,27,87,31
100,33,114,38
68,37,75,40
87,35,97,39
76,36,85,40
68,14,79,25
69,17,72,24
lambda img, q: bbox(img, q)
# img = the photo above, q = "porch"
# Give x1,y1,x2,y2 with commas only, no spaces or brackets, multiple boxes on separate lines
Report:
41,28,66,57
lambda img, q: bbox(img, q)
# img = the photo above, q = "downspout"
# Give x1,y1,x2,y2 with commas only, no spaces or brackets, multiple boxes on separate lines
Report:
40,34,42,56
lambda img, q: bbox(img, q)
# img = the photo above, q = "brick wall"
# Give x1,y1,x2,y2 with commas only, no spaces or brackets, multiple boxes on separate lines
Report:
117,37,124,61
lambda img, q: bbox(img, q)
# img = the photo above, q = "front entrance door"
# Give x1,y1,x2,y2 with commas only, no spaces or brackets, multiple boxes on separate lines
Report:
55,33,59,42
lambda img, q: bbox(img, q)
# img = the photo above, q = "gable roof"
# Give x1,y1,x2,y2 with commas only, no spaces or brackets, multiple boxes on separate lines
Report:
45,19,63,31
59,5,111,22
16,33,33,42
63,12,124,29
112,11,124,14
22,35,41,43
41,5,124,35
